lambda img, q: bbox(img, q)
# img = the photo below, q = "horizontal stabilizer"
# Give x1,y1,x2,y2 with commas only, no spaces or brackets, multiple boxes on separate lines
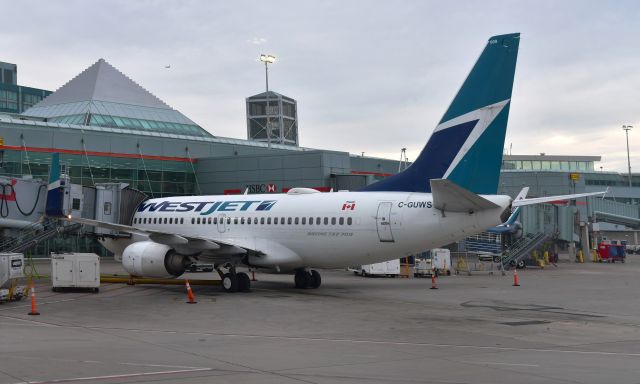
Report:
430,179,499,213
512,191,607,207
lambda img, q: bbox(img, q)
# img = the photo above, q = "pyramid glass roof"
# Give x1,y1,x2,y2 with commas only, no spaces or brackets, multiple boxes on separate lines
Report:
22,59,212,138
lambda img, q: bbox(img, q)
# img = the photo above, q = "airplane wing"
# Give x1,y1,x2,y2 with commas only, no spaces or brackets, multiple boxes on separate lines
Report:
64,216,253,255
511,190,607,207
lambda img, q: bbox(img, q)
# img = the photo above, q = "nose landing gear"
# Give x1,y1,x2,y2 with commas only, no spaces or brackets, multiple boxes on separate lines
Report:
218,264,251,293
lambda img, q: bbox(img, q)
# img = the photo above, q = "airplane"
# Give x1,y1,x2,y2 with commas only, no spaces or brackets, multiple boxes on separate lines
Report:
48,33,605,293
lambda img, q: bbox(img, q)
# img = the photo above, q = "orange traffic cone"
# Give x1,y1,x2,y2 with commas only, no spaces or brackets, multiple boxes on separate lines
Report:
185,280,197,304
512,268,520,287
28,283,40,316
430,272,438,290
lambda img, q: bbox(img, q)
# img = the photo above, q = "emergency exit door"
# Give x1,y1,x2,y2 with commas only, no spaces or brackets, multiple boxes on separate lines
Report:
376,202,395,242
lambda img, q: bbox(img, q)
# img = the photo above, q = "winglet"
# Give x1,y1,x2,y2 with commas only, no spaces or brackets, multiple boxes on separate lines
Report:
430,179,499,213
45,153,65,217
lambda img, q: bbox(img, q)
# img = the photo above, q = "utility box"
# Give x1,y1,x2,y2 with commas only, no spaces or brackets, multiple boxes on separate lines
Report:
51,253,100,292
0,253,24,288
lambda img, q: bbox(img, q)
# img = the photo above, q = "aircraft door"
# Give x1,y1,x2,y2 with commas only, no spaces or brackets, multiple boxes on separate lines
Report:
376,202,395,242
217,214,227,233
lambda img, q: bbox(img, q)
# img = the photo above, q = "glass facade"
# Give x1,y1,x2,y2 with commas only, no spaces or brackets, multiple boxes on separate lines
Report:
502,159,594,171
0,150,198,197
0,84,51,113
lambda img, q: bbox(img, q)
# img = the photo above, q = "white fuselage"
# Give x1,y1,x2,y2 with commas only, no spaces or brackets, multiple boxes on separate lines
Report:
123,190,512,271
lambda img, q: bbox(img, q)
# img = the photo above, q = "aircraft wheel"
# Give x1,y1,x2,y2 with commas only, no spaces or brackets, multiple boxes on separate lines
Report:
237,272,251,292
516,260,526,269
222,273,238,293
294,270,310,289
309,270,321,289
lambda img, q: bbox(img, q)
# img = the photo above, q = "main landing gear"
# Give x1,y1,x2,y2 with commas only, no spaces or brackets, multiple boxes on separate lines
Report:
294,269,321,289
218,264,251,293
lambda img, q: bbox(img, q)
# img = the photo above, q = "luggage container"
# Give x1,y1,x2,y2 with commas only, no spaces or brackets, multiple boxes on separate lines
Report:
51,253,100,292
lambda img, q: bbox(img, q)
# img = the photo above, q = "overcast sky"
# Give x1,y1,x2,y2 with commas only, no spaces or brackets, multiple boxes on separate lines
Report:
2,0,638,172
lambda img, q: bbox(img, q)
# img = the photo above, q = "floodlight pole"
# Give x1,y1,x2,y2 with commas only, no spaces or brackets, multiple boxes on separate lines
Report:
260,54,276,148
623,125,632,188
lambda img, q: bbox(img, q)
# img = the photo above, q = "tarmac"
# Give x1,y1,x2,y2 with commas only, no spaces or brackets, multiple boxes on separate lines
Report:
1,257,640,383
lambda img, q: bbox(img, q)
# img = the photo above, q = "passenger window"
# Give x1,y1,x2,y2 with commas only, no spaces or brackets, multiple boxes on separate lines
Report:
180,218,184,224
331,217,336,225
261,217,265,225
254,217,258,224
197,217,201,224
153,218,157,224
234,218,238,225
227,217,231,224
247,217,251,225
274,217,278,225
208,217,212,224
267,217,271,224
347,217,352,225
191,218,195,224
288,217,292,225
281,217,285,225
241,217,245,225
164,218,167,224
295,217,299,225
302,217,306,225
339,217,344,225
213,217,218,225
324,217,328,225
316,217,321,225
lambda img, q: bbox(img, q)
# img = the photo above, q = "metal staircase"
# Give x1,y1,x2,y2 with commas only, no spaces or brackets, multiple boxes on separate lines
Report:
0,218,82,253
501,232,548,269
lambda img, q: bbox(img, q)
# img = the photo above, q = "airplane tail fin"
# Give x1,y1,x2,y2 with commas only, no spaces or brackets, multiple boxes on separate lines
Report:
45,153,65,217
361,33,520,194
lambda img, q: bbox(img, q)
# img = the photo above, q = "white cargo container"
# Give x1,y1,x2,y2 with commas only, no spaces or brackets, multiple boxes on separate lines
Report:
0,253,24,288
51,253,100,292
350,259,401,277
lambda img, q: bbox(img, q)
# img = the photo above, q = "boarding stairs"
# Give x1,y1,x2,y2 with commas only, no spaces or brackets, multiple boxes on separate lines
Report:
0,218,82,253
500,232,548,269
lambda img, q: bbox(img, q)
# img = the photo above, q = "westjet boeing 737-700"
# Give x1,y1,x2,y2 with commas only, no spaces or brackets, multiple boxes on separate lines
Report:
48,33,604,292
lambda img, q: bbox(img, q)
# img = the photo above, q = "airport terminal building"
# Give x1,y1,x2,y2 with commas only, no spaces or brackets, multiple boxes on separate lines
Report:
0,59,637,256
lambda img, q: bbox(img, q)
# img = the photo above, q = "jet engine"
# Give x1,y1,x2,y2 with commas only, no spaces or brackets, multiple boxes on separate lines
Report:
122,241,190,278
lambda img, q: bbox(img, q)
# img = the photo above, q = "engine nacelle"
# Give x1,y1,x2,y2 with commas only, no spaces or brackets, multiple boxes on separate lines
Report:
122,241,188,278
